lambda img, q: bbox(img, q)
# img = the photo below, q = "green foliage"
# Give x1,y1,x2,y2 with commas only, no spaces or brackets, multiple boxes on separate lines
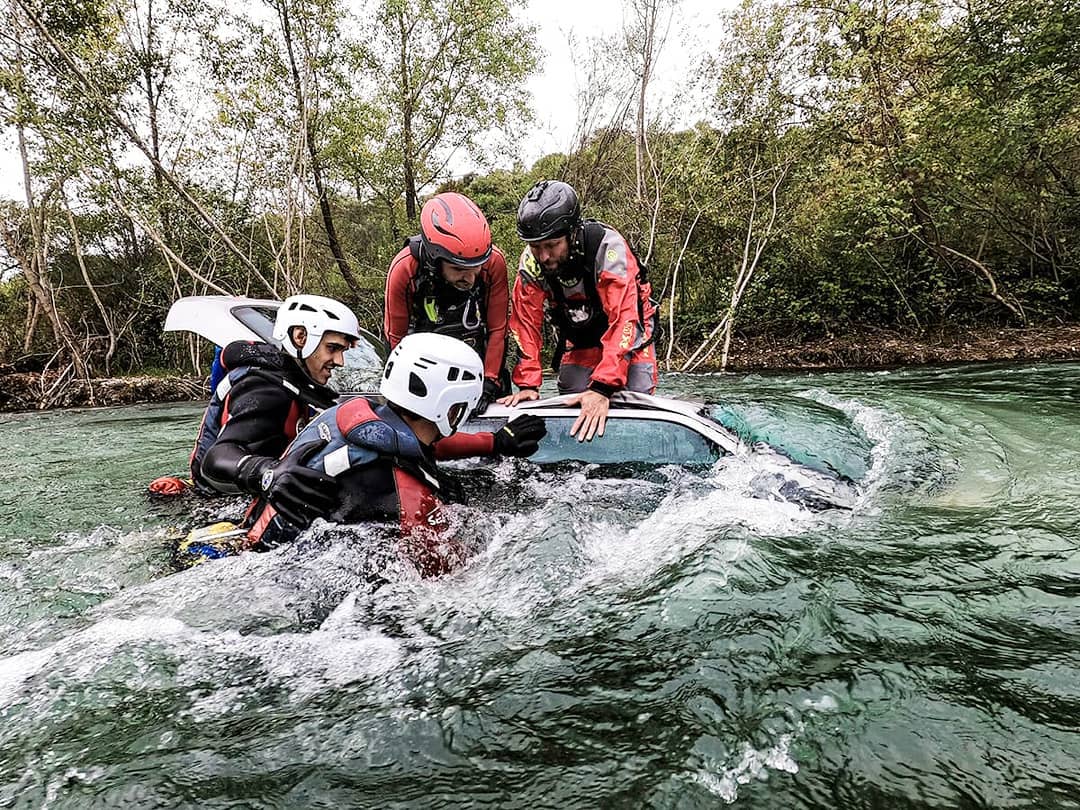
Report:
341,0,537,219
0,276,28,366
2,0,1078,376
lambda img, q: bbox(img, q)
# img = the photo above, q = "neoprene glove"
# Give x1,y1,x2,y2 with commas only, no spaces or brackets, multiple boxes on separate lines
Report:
492,414,547,457
253,440,339,528
473,378,503,416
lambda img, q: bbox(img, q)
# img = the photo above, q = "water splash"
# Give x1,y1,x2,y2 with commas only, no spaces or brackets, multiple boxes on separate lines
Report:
694,732,801,803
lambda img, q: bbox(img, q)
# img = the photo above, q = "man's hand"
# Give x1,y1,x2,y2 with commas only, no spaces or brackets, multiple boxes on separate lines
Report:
473,378,503,415
497,388,540,407
258,440,338,527
492,414,547,457
567,390,610,442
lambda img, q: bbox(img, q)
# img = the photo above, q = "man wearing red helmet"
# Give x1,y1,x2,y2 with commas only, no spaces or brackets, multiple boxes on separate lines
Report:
383,192,510,413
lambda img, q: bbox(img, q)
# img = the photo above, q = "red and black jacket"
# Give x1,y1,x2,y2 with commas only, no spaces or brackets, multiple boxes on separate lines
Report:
244,396,497,576
383,237,510,383
191,341,338,495
509,221,657,397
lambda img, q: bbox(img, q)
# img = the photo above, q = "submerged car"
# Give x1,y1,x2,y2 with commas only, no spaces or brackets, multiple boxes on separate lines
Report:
165,295,859,510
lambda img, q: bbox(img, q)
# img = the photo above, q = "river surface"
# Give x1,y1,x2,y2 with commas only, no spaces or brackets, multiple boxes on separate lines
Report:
1,362,1078,808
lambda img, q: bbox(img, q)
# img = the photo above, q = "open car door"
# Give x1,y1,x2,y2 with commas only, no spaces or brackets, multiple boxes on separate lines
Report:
164,295,386,384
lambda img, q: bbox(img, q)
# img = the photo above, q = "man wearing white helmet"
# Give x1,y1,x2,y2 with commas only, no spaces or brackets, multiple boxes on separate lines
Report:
243,333,546,576
190,294,362,526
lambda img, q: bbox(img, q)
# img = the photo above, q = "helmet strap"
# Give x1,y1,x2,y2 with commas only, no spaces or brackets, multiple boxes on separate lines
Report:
570,224,585,258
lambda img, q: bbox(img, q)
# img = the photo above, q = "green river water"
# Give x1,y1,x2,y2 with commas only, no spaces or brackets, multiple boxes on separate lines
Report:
0,362,1078,808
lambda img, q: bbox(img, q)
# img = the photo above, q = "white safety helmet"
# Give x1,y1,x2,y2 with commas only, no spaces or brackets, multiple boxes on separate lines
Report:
273,294,361,359
380,333,484,437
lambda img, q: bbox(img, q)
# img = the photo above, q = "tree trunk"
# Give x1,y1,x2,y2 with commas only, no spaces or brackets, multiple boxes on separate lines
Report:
23,295,39,354
681,156,787,373
396,8,418,221
64,194,117,374
716,160,787,371
15,0,267,283
7,20,89,385
276,0,359,294
663,208,702,370
632,0,659,206
139,0,173,246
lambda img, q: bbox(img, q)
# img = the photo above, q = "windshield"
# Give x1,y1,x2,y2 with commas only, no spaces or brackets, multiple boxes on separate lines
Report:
466,415,724,465
331,342,385,392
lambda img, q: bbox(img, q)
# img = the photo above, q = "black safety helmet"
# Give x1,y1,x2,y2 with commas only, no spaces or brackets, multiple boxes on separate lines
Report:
516,180,581,242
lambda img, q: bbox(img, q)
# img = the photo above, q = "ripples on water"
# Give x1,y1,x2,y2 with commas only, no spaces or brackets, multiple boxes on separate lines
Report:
1,364,1079,807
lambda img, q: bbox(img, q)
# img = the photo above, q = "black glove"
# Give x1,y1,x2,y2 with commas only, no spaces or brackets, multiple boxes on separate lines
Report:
492,414,546,457
249,440,339,528
473,378,503,416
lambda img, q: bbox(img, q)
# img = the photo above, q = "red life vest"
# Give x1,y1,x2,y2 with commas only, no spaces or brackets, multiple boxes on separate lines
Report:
245,396,463,577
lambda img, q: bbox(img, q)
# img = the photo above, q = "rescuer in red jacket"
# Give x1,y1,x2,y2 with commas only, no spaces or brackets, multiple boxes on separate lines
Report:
383,192,510,414
500,180,658,442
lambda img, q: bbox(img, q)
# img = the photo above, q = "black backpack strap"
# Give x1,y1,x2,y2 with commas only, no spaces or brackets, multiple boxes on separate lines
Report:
405,235,440,325
405,235,423,263
584,220,651,285
579,220,660,356
544,275,572,371
580,220,606,270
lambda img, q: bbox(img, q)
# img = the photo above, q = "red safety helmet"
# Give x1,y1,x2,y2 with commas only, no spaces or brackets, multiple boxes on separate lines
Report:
419,192,493,268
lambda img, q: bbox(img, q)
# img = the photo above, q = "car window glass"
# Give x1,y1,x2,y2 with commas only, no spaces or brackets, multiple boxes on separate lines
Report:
231,305,278,343
332,342,385,392
464,416,723,465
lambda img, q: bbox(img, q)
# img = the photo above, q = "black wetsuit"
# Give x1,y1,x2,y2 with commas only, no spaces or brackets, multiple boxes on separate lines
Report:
243,396,499,576
192,341,338,495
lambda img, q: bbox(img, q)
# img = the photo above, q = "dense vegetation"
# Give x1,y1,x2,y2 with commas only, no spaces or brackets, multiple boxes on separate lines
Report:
1,0,1077,398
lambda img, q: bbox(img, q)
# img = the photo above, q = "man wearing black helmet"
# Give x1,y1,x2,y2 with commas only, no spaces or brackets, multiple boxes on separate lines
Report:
383,191,510,414
499,180,658,442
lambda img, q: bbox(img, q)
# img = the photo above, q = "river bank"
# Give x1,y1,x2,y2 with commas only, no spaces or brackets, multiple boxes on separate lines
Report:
0,373,205,413
712,323,1080,372
3,324,1079,412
